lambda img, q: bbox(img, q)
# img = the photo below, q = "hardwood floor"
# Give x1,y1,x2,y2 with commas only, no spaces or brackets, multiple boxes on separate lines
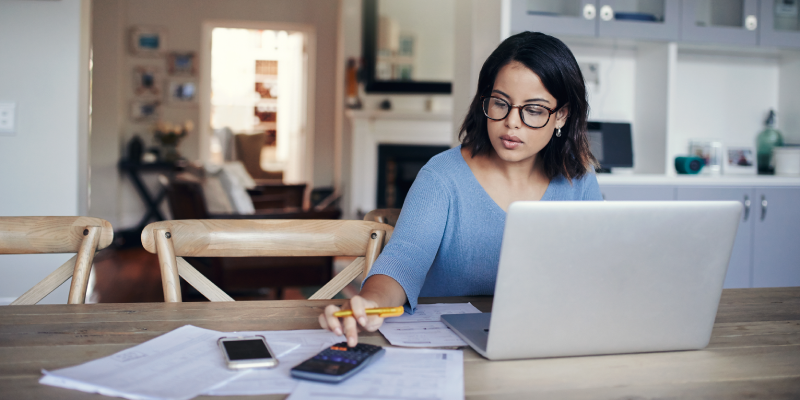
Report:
90,247,357,303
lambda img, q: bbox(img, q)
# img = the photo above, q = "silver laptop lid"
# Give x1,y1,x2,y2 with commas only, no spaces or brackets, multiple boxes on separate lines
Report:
486,201,741,360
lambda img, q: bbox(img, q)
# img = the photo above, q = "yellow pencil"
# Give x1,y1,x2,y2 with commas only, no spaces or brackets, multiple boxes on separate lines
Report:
333,306,404,318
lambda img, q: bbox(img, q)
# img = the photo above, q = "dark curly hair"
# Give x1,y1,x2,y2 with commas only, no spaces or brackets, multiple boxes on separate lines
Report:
458,31,597,181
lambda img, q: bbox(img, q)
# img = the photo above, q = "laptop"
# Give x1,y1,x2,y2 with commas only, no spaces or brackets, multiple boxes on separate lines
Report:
441,201,742,360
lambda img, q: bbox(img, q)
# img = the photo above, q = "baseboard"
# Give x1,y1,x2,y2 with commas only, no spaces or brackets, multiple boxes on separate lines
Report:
0,297,17,306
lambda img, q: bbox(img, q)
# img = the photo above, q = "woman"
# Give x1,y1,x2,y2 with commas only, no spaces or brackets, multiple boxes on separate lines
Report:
320,32,602,346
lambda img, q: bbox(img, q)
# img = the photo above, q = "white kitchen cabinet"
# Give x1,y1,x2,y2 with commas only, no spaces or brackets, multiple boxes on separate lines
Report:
753,187,800,287
511,0,680,41
680,0,760,46
599,178,800,288
599,184,675,200
675,186,756,289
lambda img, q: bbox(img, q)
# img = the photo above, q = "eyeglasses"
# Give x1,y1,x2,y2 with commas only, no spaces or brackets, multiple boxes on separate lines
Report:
481,96,558,129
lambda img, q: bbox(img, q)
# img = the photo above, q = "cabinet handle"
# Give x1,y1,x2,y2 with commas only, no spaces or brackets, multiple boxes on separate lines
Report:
743,195,750,221
600,5,614,21
583,4,596,20
745,15,757,31
760,195,768,221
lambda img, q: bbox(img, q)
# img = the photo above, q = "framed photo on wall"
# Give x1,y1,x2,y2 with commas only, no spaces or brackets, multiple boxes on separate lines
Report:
130,26,167,57
130,100,161,121
133,66,163,97
167,79,198,105
723,145,757,175
168,52,196,76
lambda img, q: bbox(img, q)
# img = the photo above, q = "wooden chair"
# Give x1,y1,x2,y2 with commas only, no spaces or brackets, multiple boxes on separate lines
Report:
364,208,401,227
1,217,114,305
140,219,393,302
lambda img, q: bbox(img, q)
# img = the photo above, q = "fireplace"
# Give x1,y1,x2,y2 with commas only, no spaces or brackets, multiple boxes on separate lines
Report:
377,144,449,209
346,110,453,219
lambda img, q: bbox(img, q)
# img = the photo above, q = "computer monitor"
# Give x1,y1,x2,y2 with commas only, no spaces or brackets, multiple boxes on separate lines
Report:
587,121,633,171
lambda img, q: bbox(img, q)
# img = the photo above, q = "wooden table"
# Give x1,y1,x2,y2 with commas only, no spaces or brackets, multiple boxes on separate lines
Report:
1,288,799,399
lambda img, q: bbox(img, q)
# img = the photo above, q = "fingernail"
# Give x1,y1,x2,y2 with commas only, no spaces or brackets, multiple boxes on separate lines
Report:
334,328,342,336
359,317,366,326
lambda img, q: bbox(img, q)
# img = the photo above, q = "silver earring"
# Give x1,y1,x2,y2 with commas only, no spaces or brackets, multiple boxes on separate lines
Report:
556,127,562,137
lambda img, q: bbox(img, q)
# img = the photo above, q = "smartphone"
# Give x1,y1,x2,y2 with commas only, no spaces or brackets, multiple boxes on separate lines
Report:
218,335,278,369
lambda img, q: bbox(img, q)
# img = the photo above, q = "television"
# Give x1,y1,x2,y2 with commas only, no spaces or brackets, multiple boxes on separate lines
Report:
587,121,633,172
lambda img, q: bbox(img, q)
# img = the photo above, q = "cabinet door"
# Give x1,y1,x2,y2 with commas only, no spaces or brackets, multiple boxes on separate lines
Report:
759,0,800,49
599,184,675,200
597,0,680,41
680,0,760,45
676,187,755,288
510,0,597,37
753,187,800,287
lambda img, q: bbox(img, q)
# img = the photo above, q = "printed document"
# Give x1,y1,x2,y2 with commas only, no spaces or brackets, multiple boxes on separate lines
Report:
39,325,246,400
39,325,344,400
379,303,481,347
287,347,464,400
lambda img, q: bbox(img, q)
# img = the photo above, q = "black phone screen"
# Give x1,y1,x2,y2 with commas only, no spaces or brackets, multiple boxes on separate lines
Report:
223,339,272,360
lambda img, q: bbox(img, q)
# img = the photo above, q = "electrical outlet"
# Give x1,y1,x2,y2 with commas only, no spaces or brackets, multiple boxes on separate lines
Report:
579,63,599,86
0,102,16,136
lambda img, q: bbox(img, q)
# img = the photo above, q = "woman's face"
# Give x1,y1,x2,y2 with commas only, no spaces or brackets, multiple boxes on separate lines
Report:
485,61,569,165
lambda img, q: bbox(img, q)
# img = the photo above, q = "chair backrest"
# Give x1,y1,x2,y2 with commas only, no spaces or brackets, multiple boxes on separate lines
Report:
364,208,401,227
0,216,114,305
141,219,393,302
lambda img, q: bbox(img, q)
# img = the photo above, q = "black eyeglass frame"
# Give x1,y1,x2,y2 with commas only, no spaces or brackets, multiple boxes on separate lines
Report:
480,96,561,129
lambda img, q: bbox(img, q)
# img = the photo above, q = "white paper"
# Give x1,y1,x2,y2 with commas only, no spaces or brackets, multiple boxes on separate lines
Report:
378,303,482,347
40,325,246,400
287,347,464,400
205,329,343,396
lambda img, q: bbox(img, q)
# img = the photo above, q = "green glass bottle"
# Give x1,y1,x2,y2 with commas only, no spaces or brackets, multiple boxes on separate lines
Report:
757,110,784,174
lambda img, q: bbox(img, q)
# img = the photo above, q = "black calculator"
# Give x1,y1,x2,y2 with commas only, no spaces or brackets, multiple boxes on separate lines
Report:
290,342,385,383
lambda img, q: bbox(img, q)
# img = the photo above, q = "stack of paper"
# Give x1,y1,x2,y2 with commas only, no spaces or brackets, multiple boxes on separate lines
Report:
40,306,475,400
287,348,464,400
40,325,341,400
40,325,245,400
378,303,482,347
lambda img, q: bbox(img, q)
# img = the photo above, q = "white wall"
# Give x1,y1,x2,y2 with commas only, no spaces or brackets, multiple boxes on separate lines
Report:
379,0,455,82
0,0,91,304
669,51,780,170
90,0,340,229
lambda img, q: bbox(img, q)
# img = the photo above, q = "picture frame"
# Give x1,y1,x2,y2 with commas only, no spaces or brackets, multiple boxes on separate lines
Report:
130,26,167,57
133,66,163,97
723,145,757,175
130,100,161,121
168,52,196,76
689,140,723,175
167,79,198,105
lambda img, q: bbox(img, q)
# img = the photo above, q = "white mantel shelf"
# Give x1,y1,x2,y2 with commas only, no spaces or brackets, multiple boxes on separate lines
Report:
597,174,800,187
346,109,452,121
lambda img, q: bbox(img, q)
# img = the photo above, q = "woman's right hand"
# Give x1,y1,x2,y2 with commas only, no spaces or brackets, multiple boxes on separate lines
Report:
319,295,385,347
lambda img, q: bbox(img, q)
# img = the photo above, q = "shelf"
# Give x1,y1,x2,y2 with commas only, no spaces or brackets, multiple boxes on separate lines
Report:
346,109,451,121
597,174,800,186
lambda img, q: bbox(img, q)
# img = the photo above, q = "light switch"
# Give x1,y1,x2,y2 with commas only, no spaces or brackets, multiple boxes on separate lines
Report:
0,102,16,136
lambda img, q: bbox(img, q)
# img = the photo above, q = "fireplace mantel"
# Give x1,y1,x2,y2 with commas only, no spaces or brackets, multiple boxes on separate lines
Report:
347,110,453,219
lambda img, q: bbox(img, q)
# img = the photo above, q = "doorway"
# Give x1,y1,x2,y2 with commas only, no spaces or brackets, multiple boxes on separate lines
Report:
200,21,315,185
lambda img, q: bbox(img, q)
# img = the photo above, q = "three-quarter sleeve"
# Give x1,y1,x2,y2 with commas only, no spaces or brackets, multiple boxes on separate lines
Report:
363,168,451,311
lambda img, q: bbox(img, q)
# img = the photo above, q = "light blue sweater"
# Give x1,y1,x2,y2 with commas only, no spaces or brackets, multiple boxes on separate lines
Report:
365,145,603,311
